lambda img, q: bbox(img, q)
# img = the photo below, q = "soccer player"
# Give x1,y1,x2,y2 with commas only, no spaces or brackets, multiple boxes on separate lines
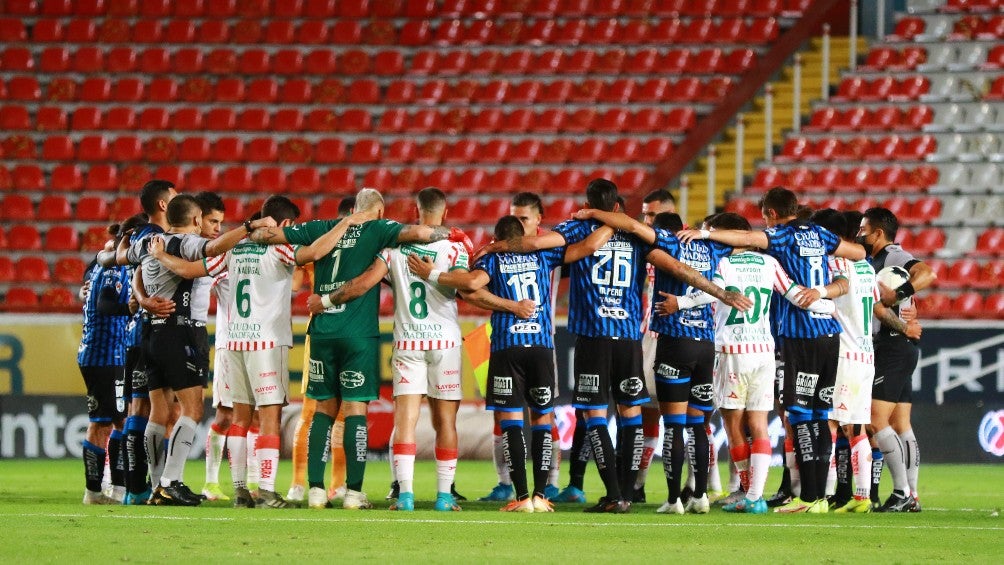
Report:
78,219,144,504
138,195,275,505
857,207,933,512
679,187,866,513
251,188,466,510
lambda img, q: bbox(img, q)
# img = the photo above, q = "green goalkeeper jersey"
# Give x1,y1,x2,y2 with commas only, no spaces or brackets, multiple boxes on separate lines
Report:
284,218,403,338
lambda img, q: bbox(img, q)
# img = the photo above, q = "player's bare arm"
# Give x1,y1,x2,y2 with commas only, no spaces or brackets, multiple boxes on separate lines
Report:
647,249,753,311
131,265,174,317
206,216,276,257
793,275,849,308
459,288,536,319
397,224,450,244
294,210,377,265
148,235,210,279
874,302,922,340
573,209,656,245
408,255,490,292
306,257,389,314
491,231,567,255
678,228,769,249
833,239,867,261
103,234,132,267
564,225,615,263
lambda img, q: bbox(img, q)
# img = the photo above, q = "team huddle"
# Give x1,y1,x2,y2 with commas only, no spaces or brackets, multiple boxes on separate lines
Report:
76,178,930,514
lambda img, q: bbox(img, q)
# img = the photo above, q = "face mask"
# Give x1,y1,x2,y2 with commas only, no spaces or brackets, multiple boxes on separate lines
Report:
856,234,873,255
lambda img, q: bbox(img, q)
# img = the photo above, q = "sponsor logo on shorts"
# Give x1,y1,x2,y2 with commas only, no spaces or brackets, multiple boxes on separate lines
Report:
255,385,278,394
308,359,324,382
656,364,681,379
795,371,819,399
493,376,513,396
397,375,411,384
692,383,714,402
443,369,460,376
86,395,98,413
619,377,644,396
437,383,461,392
977,410,1004,457
132,369,147,389
578,374,600,394
340,371,365,389
818,386,834,404
530,386,552,405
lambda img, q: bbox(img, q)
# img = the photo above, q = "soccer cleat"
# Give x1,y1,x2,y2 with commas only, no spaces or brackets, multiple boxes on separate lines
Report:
722,497,748,513
434,493,461,512
656,499,685,515
584,496,630,514
385,480,400,500
834,498,872,513
202,483,230,502
329,485,346,502
908,497,922,513
109,486,127,503
247,482,259,497
233,487,256,508
286,484,305,502
807,499,829,514
256,490,294,509
82,489,119,505
308,487,329,509
531,495,554,513
500,498,534,513
451,483,467,502
875,492,915,513
717,489,747,507
774,497,812,513
679,486,694,505
147,486,166,506
543,484,561,501
124,488,152,506
685,494,710,514
766,489,793,508
744,498,769,514
343,489,374,510
390,492,415,511
160,481,202,506
828,495,850,511
478,482,515,502
707,489,729,504
633,486,646,503
551,485,587,503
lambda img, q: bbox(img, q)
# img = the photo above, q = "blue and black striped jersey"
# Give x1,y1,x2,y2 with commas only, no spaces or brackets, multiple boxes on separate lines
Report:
764,221,842,338
78,262,131,367
474,248,564,352
648,229,731,340
553,219,647,340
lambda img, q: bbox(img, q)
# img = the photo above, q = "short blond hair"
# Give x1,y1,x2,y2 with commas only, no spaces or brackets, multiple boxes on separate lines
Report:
354,188,384,213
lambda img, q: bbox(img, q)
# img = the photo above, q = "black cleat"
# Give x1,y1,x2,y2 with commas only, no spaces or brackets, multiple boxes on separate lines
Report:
386,480,400,500
160,481,202,506
875,492,915,513
680,486,694,505
766,489,793,508
584,496,631,514
828,495,851,510
907,497,922,513
450,482,467,502
233,487,256,508
633,486,646,504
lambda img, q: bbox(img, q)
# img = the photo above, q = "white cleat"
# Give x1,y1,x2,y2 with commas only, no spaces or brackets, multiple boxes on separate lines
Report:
329,484,347,502
83,489,119,505
531,495,554,513
307,487,328,509
286,485,305,502
342,489,374,510
656,499,685,515
685,494,710,514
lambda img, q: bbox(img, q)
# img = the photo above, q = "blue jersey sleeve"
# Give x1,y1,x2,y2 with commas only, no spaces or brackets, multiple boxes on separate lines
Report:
553,218,590,245
816,224,841,255
653,228,681,258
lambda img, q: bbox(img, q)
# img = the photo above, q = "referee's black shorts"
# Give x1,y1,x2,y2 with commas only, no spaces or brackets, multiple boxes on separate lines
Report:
144,324,209,391
873,334,920,404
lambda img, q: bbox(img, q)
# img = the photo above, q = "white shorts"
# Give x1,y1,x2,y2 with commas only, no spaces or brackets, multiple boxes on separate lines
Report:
392,346,463,400
641,330,659,409
714,351,775,412
831,354,874,425
229,346,290,407
212,348,238,409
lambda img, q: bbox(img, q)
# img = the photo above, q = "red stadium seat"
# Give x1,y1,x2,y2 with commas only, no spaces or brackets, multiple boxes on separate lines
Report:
43,135,76,161
7,225,42,250
84,165,118,192
37,195,72,222
940,259,980,290
44,225,79,252
186,166,218,191
3,287,40,311
219,166,253,193
1,194,34,221
50,165,82,192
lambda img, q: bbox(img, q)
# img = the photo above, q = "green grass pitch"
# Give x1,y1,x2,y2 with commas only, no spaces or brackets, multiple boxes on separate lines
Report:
1,459,1001,563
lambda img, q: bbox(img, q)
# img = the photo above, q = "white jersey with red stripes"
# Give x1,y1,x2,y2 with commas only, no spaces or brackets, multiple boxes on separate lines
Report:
381,240,468,351
211,270,231,348
712,251,798,353
205,240,299,351
640,263,656,335
829,257,878,361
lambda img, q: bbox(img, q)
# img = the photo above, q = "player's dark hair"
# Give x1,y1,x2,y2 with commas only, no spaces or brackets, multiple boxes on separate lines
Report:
811,208,847,240
262,195,301,224
616,195,627,212
194,191,225,215
139,179,174,215
248,211,262,222
643,189,676,205
653,212,684,231
338,196,355,217
863,207,899,241
416,187,447,214
842,210,864,241
758,186,799,219
709,212,751,231
796,204,814,222
166,194,201,227
494,215,525,240
585,178,619,212
511,192,544,215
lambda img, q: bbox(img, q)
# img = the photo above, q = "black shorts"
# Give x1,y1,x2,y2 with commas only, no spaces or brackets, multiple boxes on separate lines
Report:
79,365,127,422
486,346,556,414
144,324,209,391
873,335,919,403
123,345,147,400
572,336,648,409
653,336,715,410
781,335,839,411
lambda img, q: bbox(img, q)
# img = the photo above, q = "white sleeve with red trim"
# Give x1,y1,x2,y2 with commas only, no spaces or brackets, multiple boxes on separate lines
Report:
204,251,229,278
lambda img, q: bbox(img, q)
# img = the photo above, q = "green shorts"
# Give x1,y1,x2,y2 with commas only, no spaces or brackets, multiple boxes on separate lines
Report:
305,336,380,402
